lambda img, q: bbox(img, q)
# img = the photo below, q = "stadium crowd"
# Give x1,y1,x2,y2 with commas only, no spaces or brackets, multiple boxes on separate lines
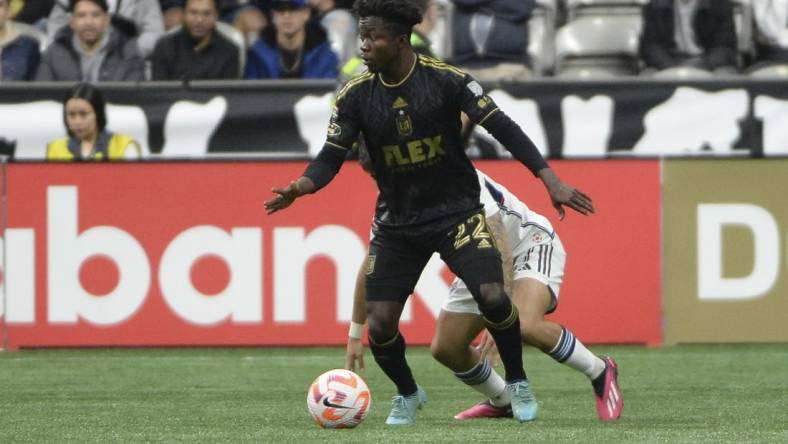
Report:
1,0,787,83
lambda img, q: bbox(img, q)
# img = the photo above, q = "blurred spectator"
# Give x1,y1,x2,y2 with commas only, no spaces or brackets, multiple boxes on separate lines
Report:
36,0,144,82
161,0,185,31
48,0,164,58
0,0,40,80
220,0,269,46
340,0,437,81
9,0,55,26
161,1,270,44
640,0,738,74
309,0,356,64
47,82,141,161
412,0,438,57
152,0,240,79
450,0,534,80
752,0,788,66
245,0,338,79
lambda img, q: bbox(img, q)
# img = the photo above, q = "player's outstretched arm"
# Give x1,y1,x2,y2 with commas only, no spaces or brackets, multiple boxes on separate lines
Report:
538,168,595,221
345,257,369,372
265,143,348,215
482,111,595,220
264,177,316,214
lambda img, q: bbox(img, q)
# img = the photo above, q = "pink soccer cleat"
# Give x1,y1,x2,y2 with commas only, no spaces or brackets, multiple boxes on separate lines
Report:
453,400,512,420
595,356,623,421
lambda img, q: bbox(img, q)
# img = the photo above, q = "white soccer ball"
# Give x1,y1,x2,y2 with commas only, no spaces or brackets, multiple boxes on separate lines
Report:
306,369,372,428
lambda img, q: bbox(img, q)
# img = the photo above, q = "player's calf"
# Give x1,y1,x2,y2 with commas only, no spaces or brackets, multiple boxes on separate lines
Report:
480,300,527,383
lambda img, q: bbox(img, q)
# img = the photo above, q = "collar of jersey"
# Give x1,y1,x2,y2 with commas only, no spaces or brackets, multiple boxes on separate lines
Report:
378,53,418,88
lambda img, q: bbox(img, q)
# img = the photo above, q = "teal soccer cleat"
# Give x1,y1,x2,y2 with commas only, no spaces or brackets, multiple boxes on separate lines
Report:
384,385,428,426
507,380,538,422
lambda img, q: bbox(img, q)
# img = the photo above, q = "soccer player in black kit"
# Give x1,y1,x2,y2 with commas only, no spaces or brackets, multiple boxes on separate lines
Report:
265,0,595,426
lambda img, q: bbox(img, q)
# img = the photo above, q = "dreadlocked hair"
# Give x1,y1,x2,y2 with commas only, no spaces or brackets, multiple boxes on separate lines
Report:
353,0,424,38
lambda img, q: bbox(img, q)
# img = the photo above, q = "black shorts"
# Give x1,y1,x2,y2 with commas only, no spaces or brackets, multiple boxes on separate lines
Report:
365,211,503,303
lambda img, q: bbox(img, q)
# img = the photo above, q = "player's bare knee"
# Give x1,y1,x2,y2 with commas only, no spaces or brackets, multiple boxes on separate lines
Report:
519,312,540,335
429,340,451,366
430,340,465,369
519,323,531,342
521,324,544,346
516,308,543,340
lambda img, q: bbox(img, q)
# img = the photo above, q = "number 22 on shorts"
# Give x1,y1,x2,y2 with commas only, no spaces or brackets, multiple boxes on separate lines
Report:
453,213,494,250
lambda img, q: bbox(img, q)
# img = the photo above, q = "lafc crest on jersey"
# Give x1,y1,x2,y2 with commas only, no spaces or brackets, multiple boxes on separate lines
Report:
396,110,413,136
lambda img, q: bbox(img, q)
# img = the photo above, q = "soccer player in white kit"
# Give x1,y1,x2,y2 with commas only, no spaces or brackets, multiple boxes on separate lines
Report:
346,169,623,421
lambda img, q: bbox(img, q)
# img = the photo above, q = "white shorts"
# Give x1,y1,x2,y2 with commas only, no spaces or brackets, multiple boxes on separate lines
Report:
442,225,566,315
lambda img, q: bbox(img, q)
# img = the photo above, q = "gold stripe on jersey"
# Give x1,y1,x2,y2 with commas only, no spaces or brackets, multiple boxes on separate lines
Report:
478,108,500,125
418,55,467,78
326,141,351,150
336,72,374,102
379,54,418,88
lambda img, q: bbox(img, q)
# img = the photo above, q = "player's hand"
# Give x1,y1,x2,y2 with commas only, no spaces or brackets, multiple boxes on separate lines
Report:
345,338,365,372
547,181,595,221
264,181,301,215
476,330,501,366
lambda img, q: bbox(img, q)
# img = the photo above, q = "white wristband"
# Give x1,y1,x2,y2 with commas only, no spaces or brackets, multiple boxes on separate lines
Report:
348,322,364,340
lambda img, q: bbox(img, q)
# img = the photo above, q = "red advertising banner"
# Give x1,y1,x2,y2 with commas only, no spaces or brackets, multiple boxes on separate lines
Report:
1,160,661,349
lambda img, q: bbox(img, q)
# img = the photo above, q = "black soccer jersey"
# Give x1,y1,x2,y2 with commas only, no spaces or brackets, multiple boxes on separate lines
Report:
327,55,503,235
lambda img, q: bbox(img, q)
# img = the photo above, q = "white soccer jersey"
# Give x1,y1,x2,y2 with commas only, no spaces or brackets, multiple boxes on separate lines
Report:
442,169,567,315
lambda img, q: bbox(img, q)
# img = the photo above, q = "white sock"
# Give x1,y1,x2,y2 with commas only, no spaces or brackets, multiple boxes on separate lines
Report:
454,359,511,407
548,326,606,380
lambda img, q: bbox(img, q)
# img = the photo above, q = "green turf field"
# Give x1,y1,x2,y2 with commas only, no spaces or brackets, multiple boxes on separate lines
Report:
1,345,786,443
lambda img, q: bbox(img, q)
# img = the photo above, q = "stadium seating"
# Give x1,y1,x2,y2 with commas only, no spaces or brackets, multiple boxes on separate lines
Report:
651,66,714,79
429,0,454,60
559,0,755,74
564,0,648,22
428,0,763,78
731,0,754,67
434,0,558,76
216,22,247,74
554,15,642,78
748,64,788,78
530,0,559,75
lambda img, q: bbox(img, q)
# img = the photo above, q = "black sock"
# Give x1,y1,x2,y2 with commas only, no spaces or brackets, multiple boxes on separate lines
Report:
369,331,418,396
591,369,606,397
480,299,527,382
